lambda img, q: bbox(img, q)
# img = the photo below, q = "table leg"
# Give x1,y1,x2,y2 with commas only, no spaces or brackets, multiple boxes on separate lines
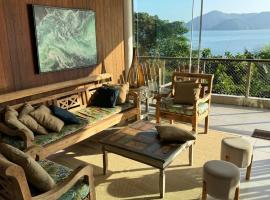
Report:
159,169,165,198
103,147,108,175
189,145,193,166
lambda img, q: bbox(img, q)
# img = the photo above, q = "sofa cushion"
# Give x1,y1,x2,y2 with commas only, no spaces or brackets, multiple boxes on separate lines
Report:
75,102,134,124
91,86,119,108
37,159,89,200
50,105,80,125
30,105,64,132
33,119,88,147
4,106,34,140
0,143,55,192
160,97,209,116
174,82,201,105
0,103,135,149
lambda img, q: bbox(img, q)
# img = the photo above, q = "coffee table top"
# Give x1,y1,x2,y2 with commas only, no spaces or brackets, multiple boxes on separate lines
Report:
100,120,194,164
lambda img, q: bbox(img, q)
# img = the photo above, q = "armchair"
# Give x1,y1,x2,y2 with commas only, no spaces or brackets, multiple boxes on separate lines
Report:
0,146,96,200
156,72,214,134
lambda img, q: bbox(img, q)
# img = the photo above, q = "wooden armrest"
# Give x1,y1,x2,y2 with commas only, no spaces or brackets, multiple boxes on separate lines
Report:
196,94,211,105
24,145,44,160
33,164,95,200
154,92,172,101
0,123,33,149
127,91,140,108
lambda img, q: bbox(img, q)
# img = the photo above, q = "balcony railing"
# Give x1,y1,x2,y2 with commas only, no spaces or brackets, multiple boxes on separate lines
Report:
138,56,270,99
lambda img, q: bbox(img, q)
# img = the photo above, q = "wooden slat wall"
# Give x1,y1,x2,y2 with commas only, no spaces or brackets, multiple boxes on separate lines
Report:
0,0,125,94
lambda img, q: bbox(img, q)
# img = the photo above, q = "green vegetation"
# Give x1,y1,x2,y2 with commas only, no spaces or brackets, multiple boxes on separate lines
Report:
135,12,270,98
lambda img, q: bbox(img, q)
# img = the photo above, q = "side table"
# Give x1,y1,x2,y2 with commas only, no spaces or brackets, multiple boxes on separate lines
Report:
130,86,150,119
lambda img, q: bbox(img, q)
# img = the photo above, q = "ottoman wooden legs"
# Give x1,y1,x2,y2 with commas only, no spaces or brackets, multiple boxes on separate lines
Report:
202,181,240,200
246,155,253,180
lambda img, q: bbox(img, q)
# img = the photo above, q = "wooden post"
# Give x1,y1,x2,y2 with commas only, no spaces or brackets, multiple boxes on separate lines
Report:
201,181,207,200
189,145,193,166
245,62,252,98
246,154,253,180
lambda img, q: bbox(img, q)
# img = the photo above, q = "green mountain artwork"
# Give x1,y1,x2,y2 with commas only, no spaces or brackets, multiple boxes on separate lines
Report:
33,6,97,73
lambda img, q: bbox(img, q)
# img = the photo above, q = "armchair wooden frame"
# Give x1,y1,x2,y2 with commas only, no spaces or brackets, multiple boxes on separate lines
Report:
0,146,96,200
156,72,214,134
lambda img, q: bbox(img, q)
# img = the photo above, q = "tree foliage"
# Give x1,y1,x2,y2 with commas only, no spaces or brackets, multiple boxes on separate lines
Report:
135,12,270,98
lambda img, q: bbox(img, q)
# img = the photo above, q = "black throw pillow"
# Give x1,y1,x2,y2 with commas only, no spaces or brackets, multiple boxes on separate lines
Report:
91,86,120,108
50,105,80,125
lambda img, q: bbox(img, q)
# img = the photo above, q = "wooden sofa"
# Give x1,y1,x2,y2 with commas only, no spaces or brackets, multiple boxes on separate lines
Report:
0,73,140,158
0,146,95,200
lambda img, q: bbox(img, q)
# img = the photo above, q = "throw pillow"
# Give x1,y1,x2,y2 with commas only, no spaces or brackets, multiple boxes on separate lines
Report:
105,83,129,104
91,86,120,108
50,105,80,125
0,122,23,136
19,115,48,135
4,106,34,140
19,103,35,118
156,125,196,143
0,143,55,192
19,103,48,135
174,82,201,105
30,105,64,132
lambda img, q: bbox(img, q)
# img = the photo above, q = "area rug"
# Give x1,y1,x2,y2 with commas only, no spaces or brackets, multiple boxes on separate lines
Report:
48,122,234,200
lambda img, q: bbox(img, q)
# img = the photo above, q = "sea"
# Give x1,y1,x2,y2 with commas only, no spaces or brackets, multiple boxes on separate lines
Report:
187,29,270,56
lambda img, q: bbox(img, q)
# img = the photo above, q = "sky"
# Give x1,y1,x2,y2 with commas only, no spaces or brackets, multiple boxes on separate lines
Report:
134,0,270,22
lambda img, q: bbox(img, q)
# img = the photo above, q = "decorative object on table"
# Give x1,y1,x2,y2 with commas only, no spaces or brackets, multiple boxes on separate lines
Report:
91,86,119,108
127,48,145,88
156,125,196,143
32,5,97,73
99,120,195,198
252,129,270,140
202,160,240,200
221,137,253,180
156,72,214,134
129,86,150,119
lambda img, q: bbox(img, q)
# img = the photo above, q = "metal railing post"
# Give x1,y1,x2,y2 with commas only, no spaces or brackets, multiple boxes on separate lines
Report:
245,62,252,98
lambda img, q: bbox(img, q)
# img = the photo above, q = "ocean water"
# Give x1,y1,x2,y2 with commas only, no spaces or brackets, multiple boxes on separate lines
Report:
188,29,270,56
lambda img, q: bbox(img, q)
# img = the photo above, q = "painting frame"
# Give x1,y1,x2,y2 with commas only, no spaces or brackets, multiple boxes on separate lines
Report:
32,5,98,73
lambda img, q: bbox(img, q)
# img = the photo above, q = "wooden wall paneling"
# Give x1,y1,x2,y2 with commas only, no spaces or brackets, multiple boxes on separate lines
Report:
0,1,15,93
0,0,126,94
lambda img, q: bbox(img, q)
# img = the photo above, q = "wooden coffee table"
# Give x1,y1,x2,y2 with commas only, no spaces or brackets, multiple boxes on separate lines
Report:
99,120,195,198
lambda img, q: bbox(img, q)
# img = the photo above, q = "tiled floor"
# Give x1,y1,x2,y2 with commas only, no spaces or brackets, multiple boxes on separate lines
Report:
206,104,270,200
149,103,270,199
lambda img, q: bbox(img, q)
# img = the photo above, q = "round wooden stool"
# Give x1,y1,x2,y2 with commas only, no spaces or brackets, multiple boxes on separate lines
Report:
221,137,253,180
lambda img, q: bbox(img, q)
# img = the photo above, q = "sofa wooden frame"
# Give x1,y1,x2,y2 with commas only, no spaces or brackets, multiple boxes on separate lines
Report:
0,146,96,200
156,72,214,134
0,73,140,157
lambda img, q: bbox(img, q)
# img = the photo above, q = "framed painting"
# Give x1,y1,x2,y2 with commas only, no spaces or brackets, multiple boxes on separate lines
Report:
32,5,97,73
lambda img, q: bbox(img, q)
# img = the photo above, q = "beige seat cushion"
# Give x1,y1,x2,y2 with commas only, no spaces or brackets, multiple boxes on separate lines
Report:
174,82,201,105
0,143,55,192
203,160,240,199
30,105,64,132
19,104,48,135
221,137,253,168
4,106,34,140
156,125,196,142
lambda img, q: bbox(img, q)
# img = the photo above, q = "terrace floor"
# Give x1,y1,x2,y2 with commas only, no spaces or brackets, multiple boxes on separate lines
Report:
50,104,270,200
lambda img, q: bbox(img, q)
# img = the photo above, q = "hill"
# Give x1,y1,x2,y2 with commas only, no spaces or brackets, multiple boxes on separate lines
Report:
186,10,270,30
